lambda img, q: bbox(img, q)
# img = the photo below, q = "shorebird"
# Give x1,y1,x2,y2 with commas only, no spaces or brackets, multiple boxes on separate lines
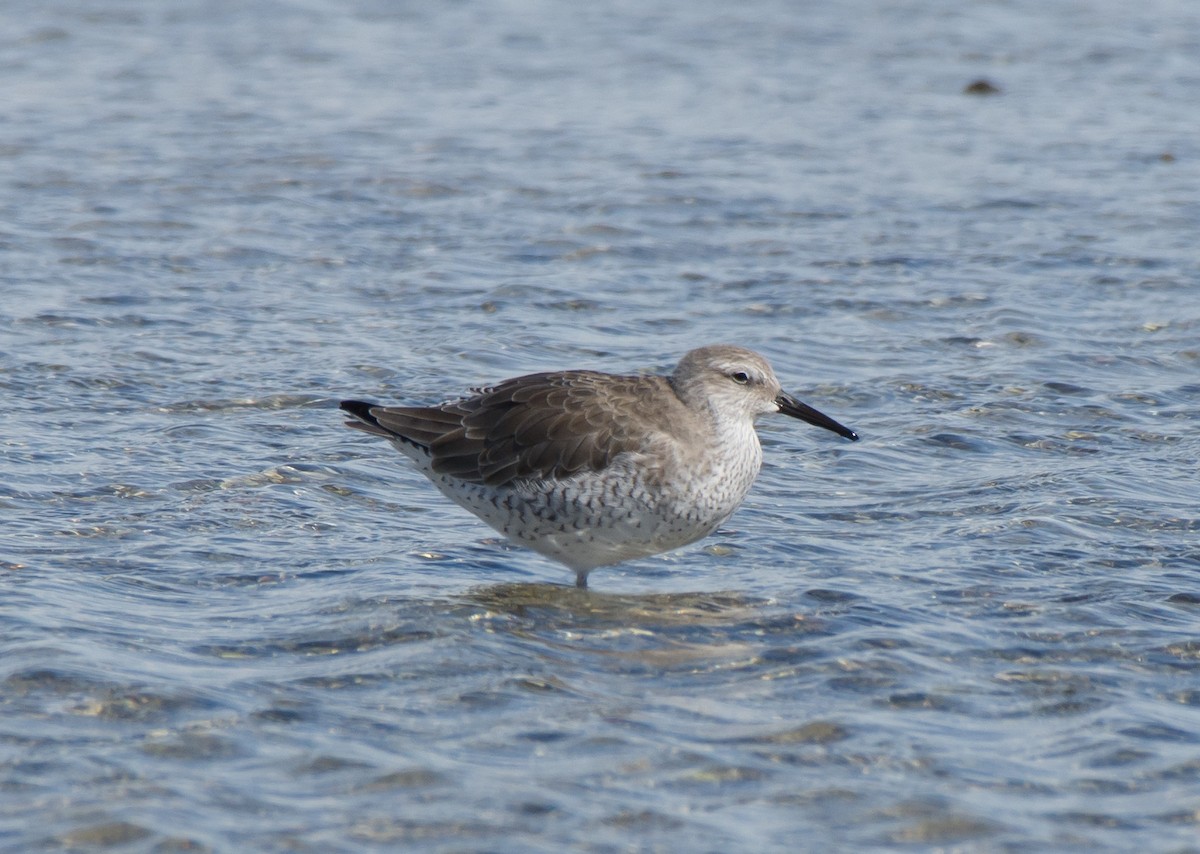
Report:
340,345,858,587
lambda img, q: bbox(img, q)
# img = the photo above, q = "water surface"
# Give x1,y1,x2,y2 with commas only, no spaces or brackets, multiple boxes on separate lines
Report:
3,0,1200,850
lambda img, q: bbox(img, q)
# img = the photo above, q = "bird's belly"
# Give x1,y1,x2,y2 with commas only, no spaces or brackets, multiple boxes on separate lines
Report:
424,448,761,571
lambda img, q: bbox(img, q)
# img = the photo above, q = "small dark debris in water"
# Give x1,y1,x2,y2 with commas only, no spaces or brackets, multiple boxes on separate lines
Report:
760,720,850,744
888,691,952,710
56,822,152,848
1159,152,1176,163
1043,381,1090,395
964,79,1001,95
805,588,860,604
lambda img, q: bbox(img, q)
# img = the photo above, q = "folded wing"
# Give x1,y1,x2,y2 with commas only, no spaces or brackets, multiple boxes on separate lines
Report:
341,371,683,487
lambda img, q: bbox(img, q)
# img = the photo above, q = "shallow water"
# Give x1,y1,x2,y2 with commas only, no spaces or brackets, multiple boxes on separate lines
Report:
3,0,1200,850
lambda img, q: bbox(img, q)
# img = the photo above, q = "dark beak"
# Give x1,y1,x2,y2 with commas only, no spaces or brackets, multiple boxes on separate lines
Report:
776,392,859,441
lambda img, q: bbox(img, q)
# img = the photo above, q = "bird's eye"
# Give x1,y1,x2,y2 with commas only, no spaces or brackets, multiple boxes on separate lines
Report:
731,371,750,385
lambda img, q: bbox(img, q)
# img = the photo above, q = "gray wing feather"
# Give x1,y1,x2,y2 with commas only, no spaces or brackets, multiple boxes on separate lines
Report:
342,371,686,487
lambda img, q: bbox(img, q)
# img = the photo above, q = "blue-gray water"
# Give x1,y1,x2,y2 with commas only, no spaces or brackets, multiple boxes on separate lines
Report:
3,0,1199,850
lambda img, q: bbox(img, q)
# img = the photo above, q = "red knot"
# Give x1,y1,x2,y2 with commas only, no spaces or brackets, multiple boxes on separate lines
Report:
341,345,858,587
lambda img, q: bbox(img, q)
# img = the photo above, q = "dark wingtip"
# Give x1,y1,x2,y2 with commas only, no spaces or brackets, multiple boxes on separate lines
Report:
339,399,408,442
340,399,382,427
341,399,399,440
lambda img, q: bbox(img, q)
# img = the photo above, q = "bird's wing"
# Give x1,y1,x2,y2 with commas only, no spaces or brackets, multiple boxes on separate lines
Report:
343,372,684,487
